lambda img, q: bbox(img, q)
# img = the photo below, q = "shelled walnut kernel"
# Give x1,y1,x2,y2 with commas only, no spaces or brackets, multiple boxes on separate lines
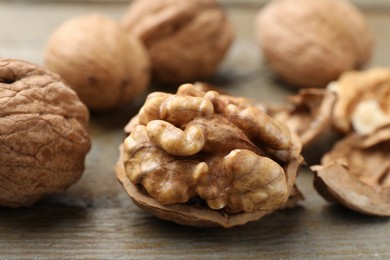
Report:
117,83,303,227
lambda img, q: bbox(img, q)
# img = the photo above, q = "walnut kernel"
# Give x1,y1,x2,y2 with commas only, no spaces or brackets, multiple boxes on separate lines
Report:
117,83,303,227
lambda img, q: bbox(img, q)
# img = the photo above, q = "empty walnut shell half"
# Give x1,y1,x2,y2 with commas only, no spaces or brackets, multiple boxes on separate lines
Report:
121,0,233,86
312,126,390,216
269,88,336,148
0,59,91,207
116,83,303,227
329,67,390,134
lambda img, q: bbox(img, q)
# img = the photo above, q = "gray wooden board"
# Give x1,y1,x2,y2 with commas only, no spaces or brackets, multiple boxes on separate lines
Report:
0,1,389,259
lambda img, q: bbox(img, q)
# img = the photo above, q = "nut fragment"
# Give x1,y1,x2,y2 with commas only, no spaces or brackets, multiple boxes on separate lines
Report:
329,67,390,134
256,0,374,88
45,14,150,110
117,83,303,227
121,0,233,85
312,126,390,216
269,88,336,147
0,59,91,207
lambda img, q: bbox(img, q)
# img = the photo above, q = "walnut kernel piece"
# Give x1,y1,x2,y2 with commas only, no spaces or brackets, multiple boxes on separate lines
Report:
329,67,390,134
312,126,390,216
117,83,303,227
121,0,233,85
0,59,91,207
45,14,150,111
256,0,374,88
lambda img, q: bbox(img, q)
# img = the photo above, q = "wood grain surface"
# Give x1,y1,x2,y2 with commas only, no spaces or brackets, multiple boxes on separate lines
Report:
0,1,389,259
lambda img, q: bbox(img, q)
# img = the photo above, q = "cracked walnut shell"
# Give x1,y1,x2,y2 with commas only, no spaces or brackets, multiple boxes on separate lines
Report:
116,83,303,227
45,14,150,111
256,0,374,88
328,67,390,134
312,126,390,216
121,0,233,86
269,88,336,148
0,59,91,207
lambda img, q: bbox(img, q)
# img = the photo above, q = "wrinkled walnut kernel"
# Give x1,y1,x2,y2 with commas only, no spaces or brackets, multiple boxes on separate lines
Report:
117,83,303,227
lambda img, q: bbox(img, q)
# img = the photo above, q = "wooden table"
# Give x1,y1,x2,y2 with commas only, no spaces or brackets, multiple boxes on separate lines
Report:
1,1,389,259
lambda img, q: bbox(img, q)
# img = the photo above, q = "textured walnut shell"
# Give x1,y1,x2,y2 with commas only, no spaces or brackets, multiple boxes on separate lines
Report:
269,88,336,147
0,59,91,207
329,68,390,134
256,0,374,88
45,14,150,111
312,126,390,216
116,83,303,227
121,0,233,86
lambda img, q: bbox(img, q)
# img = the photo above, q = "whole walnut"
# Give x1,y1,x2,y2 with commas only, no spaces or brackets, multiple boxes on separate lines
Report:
45,14,150,111
256,0,374,88
116,83,303,227
0,59,91,207
121,0,233,86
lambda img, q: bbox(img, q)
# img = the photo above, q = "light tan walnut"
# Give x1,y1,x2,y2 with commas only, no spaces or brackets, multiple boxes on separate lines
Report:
256,0,374,88
328,67,390,134
121,0,233,86
0,59,91,207
45,14,150,111
117,83,303,227
312,125,390,216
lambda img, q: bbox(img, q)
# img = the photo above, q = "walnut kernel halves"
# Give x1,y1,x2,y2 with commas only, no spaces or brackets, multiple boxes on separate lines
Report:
116,83,303,227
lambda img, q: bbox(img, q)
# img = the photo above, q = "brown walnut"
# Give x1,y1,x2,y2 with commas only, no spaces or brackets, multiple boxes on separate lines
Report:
121,0,233,86
45,14,150,111
256,0,374,88
116,83,303,227
0,59,91,207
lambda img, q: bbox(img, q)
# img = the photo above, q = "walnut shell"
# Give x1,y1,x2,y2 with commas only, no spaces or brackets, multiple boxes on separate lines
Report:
0,59,91,207
269,88,336,147
121,0,233,86
256,0,374,88
116,83,303,227
45,14,150,111
312,126,390,216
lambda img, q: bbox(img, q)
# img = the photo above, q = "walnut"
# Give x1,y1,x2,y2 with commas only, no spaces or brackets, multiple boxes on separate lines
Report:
310,67,390,216
0,59,91,207
121,0,233,86
328,68,390,134
312,126,390,216
256,0,374,88
116,83,303,227
45,14,150,111
269,88,336,147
